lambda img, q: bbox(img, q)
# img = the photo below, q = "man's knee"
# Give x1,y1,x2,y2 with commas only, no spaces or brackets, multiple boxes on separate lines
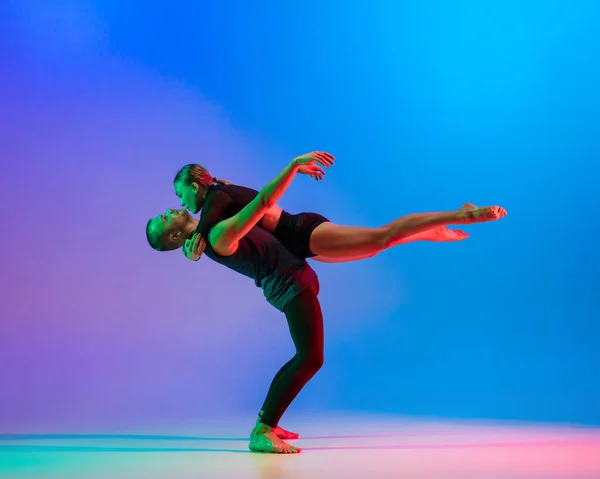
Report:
299,351,324,375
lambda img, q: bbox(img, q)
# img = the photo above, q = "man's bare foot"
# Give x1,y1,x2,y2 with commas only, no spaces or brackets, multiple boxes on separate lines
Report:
256,417,299,440
249,423,301,454
456,203,507,224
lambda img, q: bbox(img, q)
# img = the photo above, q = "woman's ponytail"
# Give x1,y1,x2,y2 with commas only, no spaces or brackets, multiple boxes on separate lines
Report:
212,177,232,185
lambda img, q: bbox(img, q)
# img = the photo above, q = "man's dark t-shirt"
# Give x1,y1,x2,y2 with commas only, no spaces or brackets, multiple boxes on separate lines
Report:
197,184,316,311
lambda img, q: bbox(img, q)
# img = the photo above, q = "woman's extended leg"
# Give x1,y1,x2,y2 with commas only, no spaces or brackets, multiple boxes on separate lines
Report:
309,204,506,259
311,225,470,263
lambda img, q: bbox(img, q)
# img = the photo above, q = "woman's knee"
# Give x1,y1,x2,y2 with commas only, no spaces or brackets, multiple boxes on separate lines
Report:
376,226,396,250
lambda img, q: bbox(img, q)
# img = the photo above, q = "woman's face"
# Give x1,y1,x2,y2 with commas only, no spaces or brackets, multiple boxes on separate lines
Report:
174,180,204,214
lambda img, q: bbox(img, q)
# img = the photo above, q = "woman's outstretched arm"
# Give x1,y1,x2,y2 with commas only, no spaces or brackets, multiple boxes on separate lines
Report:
209,151,334,256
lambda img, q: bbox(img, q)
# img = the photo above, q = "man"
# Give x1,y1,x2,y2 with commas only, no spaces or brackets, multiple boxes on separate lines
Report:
146,152,335,454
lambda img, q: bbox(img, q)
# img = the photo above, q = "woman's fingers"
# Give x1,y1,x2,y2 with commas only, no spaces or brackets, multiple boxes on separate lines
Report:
315,151,335,167
311,166,325,181
314,165,326,175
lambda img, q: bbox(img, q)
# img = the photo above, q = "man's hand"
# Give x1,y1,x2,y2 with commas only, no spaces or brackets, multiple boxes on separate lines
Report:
293,151,335,181
182,233,206,261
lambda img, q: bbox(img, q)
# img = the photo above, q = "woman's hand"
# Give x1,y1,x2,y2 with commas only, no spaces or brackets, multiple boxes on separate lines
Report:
293,151,335,181
183,233,206,261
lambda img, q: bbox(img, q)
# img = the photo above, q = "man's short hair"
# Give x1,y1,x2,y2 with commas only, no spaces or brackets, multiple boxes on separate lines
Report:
146,217,183,252
146,218,167,251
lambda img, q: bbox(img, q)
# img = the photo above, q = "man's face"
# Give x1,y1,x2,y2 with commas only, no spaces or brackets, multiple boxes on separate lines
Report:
149,208,194,250
174,181,203,214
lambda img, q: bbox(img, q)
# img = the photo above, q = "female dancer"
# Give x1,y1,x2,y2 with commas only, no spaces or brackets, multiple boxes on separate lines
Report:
173,156,506,263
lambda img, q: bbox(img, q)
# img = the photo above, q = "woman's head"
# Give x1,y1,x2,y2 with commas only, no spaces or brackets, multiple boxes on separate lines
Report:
173,164,213,214
174,164,232,214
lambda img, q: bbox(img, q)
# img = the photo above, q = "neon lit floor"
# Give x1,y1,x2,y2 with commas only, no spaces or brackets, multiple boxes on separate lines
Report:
2,415,599,478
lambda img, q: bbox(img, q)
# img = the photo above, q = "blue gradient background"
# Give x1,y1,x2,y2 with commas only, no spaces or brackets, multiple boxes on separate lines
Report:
1,0,598,431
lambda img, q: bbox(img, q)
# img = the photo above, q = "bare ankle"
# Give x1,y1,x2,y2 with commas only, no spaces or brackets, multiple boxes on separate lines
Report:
252,422,273,436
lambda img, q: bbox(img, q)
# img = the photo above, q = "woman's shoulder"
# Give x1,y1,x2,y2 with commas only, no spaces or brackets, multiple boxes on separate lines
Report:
219,183,260,198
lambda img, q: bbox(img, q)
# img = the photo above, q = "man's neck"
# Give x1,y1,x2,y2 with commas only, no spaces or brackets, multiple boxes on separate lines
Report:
185,218,199,238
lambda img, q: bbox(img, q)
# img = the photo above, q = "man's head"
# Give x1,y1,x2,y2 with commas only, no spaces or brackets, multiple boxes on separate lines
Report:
146,208,197,251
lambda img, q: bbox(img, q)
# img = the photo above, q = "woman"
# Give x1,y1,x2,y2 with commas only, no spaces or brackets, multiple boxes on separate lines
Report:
173,157,506,263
